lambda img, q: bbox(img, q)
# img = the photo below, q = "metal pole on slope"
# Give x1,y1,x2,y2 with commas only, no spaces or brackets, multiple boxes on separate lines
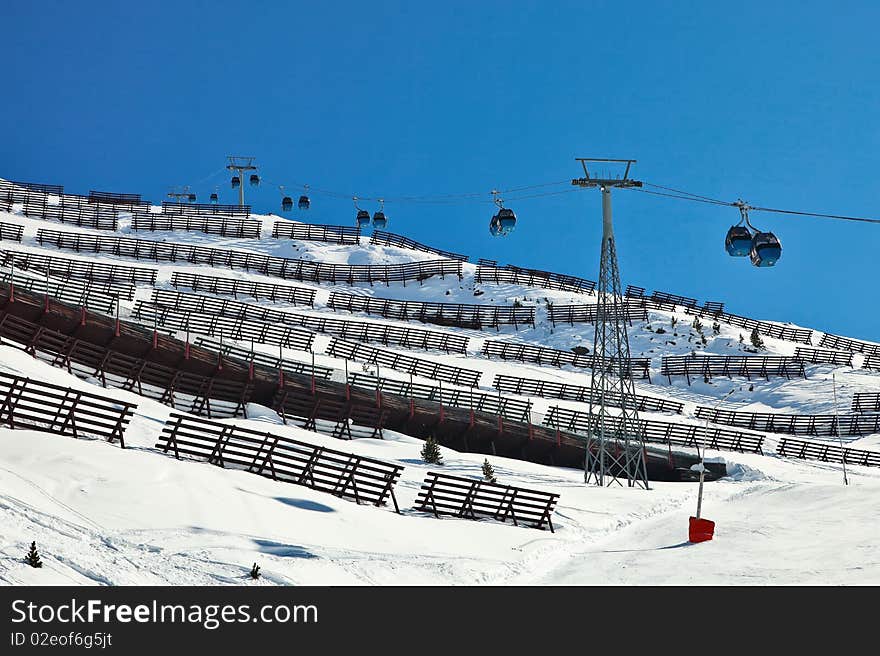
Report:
695,389,735,520
688,388,737,544
832,373,850,486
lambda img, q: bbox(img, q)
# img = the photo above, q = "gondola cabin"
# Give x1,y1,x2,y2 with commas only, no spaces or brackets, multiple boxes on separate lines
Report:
210,192,219,203
249,174,260,186
356,209,371,227
725,226,752,256
298,195,310,210
489,208,517,236
749,232,782,267
281,196,293,212
231,176,241,189
372,211,387,229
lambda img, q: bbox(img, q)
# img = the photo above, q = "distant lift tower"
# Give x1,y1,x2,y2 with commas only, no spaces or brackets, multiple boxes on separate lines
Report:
167,185,196,204
226,155,258,206
571,158,650,489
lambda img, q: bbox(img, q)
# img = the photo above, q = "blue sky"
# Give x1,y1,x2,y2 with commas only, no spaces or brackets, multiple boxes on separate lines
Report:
3,1,879,340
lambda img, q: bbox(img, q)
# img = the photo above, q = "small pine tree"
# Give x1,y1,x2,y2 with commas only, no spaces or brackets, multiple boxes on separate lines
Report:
750,327,765,350
692,317,704,333
512,299,522,308
671,316,678,328
713,321,721,335
481,458,497,484
25,541,42,568
421,436,443,465
739,333,745,344
249,563,261,579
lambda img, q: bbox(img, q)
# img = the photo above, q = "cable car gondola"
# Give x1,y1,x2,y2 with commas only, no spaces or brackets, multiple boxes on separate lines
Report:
231,176,240,189
725,225,752,256
750,232,782,267
210,192,218,204
277,185,293,212
298,185,310,210
726,201,752,256
372,199,387,229
731,200,782,267
489,191,516,236
249,174,260,187
353,196,371,228
188,193,196,202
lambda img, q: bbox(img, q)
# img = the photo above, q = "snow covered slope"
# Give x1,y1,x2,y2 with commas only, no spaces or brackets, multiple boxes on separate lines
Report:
1,198,879,585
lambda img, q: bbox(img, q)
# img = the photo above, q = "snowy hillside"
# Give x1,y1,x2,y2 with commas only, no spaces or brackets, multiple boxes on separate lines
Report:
1,188,879,585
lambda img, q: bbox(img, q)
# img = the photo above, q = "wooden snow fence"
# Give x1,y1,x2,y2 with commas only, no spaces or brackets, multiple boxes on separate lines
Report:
157,412,404,511
851,393,880,414
0,371,135,447
0,222,24,243
369,230,469,261
492,374,683,414
0,312,252,419
36,228,461,286
132,212,262,239
660,355,806,384
170,271,316,307
695,406,880,438
777,437,880,468
414,471,559,531
272,220,361,245
543,406,765,455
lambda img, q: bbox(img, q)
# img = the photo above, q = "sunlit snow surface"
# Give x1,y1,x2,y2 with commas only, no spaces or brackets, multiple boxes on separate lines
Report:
1,205,878,585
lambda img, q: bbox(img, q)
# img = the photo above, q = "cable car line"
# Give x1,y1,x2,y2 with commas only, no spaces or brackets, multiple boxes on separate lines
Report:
631,182,880,224
642,182,730,205
630,187,732,206
746,205,880,225
188,160,878,254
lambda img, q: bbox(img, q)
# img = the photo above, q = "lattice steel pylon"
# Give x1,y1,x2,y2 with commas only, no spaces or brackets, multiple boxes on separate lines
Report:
572,158,650,489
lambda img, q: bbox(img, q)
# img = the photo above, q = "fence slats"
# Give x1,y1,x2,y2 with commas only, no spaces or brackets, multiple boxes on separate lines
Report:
272,220,360,245
661,355,806,384
852,393,880,413
0,371,135,447
777,437,880,468
493,374,682,414
327,338,481,387
0,222,24,243
543,405,765,454
328,291,534,330
685,306,813,344
350,373,531,423
152,289,468,354
156,412,403,510
369,230,469,261
132,212,261,239
696,406,880,437
476,261,596,294
483,340,651,381
0,311,252,419
414,472,559,531
36,229,462,286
